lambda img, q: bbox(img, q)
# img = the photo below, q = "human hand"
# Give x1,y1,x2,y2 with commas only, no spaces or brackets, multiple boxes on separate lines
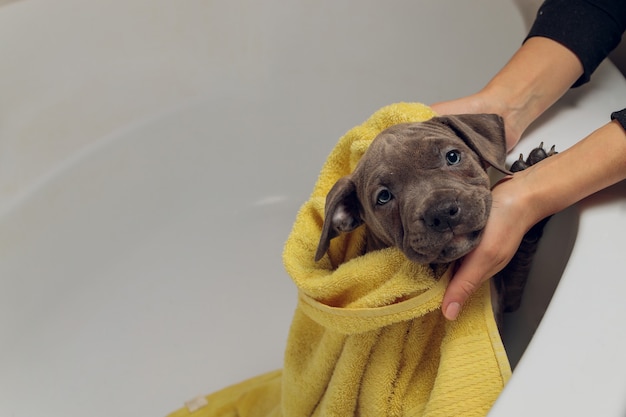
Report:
431,94,522,150
441,176,532,320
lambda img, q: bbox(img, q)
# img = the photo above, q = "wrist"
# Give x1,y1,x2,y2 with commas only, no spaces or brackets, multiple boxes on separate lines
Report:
492,172,548,236
475,37,584,151
472,86,527,151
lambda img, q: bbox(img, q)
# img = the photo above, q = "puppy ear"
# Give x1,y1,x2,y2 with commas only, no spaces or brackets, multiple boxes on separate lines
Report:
433,114,512,175
315,177,363,262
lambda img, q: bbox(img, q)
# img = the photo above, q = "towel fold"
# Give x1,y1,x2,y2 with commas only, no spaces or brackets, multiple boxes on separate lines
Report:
167,102,510,417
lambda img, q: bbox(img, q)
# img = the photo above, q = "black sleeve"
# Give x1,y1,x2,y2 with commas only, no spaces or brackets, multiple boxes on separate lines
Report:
526,0,626,87
611,108,626,131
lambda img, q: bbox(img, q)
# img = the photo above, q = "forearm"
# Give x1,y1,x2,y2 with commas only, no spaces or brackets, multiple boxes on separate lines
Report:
513,120,626,227
477,37,584,150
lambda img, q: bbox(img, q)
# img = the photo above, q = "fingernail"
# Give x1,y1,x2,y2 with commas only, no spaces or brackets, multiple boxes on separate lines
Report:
445,302,461,321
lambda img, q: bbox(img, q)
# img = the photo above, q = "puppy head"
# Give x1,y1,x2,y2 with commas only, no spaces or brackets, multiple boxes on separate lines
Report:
315,114,507,264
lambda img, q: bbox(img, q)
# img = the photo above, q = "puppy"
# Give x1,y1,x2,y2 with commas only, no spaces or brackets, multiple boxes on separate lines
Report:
314,114,554,316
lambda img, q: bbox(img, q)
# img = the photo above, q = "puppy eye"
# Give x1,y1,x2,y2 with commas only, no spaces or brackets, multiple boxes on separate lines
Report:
445,150,461,165
376,189,393,205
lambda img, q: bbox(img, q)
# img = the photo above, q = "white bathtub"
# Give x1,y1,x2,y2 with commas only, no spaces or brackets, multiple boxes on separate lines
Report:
1,1,625,416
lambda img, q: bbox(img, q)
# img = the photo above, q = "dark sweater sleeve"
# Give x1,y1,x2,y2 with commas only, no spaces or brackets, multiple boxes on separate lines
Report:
611,108,626,130
526,0,626,87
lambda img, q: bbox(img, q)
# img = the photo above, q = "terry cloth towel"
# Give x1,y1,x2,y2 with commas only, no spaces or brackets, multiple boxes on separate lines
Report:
167,102,511,417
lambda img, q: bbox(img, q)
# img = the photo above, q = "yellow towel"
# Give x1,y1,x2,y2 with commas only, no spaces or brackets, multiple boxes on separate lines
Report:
167,103,511,417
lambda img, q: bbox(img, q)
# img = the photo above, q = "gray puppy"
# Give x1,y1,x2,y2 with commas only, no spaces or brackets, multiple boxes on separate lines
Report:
315,114,553,314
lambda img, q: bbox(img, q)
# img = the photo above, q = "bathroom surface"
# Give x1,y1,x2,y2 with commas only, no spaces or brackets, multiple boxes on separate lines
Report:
1,1,626,416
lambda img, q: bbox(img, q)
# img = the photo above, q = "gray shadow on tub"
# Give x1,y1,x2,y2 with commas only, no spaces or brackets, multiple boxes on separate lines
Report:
500,204,579,369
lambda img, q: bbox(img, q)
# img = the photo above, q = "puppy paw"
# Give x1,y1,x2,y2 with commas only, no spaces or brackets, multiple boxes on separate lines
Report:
509,142,557,173
501,142,557,313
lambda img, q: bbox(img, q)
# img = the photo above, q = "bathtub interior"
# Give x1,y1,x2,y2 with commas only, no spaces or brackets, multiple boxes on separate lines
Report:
1,1,626,417
0,94,579,416
499,204,577,368
0,97,304,417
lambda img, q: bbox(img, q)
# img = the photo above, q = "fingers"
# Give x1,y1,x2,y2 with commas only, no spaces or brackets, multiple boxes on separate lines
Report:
442,227,517,320
430,98,521,150
442,180,525,320
442,249,494,320
430,96,485,116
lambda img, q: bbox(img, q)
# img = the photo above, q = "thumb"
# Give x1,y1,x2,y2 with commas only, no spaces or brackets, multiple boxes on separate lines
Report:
442,253,491,321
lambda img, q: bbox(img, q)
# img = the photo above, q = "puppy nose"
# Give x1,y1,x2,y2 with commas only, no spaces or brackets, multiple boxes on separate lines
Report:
424,201,461,232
